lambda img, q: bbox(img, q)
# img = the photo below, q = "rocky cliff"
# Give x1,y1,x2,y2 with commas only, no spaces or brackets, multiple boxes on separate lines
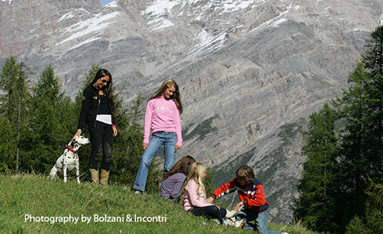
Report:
1,0,382,222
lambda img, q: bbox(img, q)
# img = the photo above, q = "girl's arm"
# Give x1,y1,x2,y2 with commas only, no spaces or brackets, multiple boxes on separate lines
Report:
143,100,153,144
174,105,182,147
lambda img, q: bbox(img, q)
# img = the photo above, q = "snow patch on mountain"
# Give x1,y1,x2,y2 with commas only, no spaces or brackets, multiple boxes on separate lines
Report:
68,37,101,51
144,0,179,16
222,0,260,13
272,18,288,27
104,1,117,8
57,11,120,45
1,0,12,4
58,12,76,23
143,0,179,30
251,4,292,31
143,0,272,31
147,17,175,31
191,29,226,55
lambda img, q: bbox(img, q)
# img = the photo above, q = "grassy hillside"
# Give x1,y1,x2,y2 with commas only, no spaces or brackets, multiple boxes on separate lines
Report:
0,174,319,234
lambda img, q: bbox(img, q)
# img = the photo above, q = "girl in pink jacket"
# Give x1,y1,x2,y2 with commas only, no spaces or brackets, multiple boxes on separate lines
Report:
181,162,235,224
133,79,183,193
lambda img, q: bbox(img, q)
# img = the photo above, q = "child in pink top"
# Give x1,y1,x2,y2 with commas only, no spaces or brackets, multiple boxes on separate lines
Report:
181,162,228,224
133,79,183,193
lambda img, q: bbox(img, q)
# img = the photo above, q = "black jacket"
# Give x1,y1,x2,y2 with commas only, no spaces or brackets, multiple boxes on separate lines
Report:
77,84,115,130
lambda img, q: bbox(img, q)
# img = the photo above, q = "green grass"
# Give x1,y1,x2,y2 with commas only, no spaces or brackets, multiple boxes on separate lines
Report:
0,174,318,234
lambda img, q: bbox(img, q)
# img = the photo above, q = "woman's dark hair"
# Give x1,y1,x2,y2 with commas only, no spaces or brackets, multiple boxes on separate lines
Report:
149,79,183,114
92,69,116,119
163,155,196,180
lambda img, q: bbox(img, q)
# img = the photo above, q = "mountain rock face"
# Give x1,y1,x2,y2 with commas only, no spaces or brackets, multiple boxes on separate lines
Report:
1,0,382,222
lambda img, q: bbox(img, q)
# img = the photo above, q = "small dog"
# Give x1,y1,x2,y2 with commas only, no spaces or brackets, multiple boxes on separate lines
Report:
49,136,90,184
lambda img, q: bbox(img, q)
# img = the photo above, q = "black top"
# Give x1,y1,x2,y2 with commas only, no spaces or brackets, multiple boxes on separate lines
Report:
77,85,114,130
98,95,111,115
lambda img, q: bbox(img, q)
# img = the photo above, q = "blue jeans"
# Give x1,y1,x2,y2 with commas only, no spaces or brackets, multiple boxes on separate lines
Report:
133,132,177,192
236,209,281,234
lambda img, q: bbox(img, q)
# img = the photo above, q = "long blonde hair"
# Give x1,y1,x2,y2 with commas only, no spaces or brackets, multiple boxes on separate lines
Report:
149,79,183,114
180,162,206,204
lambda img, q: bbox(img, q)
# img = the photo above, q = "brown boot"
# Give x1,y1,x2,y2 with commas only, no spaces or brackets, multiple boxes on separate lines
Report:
100,169,109,185
89,169,99,184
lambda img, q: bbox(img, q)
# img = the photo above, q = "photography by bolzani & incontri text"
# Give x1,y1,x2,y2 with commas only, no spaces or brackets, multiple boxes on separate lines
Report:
24,213,167,224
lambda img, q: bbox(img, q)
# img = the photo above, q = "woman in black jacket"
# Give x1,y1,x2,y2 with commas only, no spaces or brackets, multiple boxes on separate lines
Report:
73,69,117,185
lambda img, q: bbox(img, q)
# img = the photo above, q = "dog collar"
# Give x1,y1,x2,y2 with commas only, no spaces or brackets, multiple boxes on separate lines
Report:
67,145,77,153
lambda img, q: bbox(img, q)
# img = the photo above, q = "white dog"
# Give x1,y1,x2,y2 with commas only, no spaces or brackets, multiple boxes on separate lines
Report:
49,136,90,184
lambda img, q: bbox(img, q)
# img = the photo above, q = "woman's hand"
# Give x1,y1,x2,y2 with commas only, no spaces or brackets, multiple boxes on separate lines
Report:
143,143,149,150
112,126,118,136
176,145,182,150
72,129,81,139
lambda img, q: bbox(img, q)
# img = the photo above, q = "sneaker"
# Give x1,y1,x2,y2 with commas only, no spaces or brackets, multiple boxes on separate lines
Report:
133,190,143,194
212,219,221,225
225,210,238,218
281,232,289,234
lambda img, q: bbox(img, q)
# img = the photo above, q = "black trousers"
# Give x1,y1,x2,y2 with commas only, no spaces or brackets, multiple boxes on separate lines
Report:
89,121,113,171
190,206,227,224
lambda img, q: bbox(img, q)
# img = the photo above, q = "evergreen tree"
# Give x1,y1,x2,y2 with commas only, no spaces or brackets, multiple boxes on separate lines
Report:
334,26,383,232
25,65,73,173
333,64,371,231
0,116,17,173
296,26,383,233
360,25,383,178
204,168,217,196
346,179,383,234
0,57,30,172
293,103,338,232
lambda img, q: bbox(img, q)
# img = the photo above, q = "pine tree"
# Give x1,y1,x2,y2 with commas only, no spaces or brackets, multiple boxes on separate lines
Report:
0,116,17,173
360,25,383,178
293,103,338,232
0,57,30,172
333,64,371,231
25,65,73,173
333,26,383,232
346,178,383,234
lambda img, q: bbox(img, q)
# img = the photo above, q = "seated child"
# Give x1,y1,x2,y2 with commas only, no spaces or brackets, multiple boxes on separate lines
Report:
181,162,242,225
206,165,288,234
160,155,196,200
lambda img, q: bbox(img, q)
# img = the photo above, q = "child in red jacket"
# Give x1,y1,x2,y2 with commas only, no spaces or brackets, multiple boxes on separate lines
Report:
206,165,287,234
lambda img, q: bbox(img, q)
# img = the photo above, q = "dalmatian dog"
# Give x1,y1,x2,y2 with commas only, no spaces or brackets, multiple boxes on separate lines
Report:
49,136,90,184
